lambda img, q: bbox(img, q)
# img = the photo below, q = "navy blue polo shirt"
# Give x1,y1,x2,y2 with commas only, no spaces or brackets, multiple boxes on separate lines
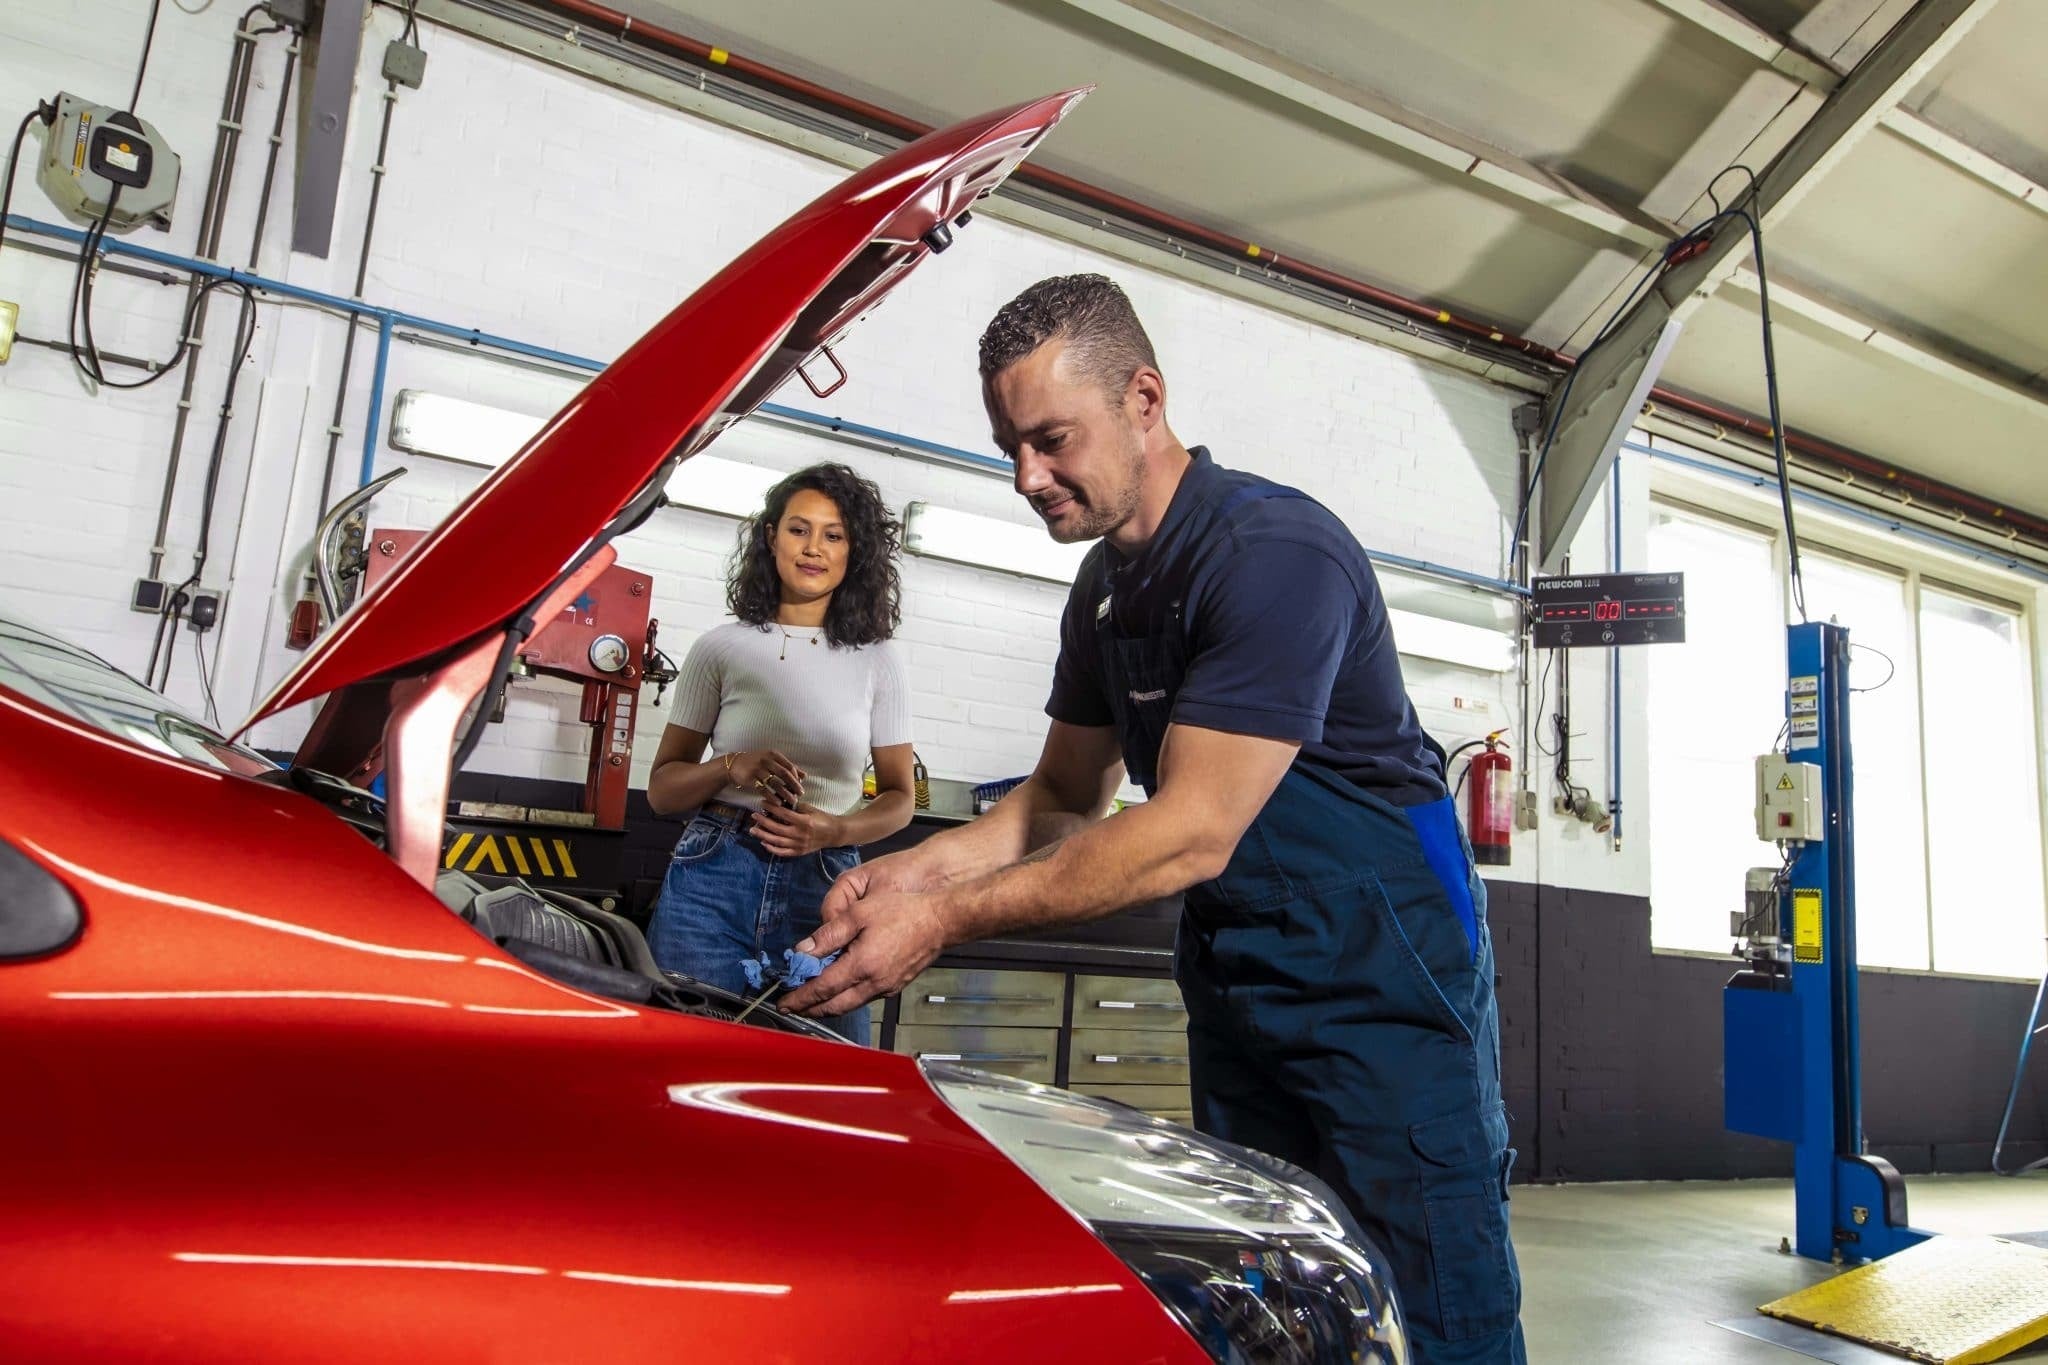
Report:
1046,447,1446,805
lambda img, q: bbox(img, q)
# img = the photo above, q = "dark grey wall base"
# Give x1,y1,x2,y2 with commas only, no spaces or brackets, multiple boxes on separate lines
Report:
1488,882,2048,1185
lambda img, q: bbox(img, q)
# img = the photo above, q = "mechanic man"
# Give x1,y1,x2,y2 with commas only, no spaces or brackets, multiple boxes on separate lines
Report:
785,274,1523,1363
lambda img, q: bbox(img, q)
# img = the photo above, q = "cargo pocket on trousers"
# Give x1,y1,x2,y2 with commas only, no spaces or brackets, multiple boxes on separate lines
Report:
1409,1104,1519,1342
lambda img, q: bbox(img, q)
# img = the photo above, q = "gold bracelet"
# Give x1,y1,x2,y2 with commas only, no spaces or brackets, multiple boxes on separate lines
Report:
722,752,737,779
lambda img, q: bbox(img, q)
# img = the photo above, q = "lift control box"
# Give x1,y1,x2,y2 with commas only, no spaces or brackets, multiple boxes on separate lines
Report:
36,94,181,233
1756,755,1824,843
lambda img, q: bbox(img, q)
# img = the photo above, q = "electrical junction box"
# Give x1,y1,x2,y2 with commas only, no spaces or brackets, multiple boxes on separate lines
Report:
382,40,428,90
1756,755,1824,843
36,94,181,234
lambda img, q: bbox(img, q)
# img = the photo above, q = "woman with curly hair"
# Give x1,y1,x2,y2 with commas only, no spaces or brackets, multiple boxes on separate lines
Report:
645,463,916,1042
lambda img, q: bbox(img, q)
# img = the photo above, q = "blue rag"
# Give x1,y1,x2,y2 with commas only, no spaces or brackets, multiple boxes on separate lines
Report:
738,948,839,994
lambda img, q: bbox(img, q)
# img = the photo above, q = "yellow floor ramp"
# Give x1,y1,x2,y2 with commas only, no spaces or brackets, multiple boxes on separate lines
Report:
1759,1235,2048,1364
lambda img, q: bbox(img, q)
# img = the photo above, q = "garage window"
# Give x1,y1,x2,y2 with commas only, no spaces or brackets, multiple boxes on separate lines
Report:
1801,554,1928,971
1645,500,2048,979
1645,507,1784,956
1920,588,2047,978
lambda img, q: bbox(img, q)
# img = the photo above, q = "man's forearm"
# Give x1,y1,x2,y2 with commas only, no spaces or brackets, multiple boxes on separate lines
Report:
892,774,1087,885
937,800,1217,944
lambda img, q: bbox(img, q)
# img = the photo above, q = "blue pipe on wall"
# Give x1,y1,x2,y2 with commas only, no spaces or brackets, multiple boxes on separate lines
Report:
7,211,1537,602
1627,440,2048,586
5,214,606,373
362,314,394,489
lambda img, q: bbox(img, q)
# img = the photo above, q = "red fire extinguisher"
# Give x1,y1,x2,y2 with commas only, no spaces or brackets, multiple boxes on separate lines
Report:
1465,732,1513,866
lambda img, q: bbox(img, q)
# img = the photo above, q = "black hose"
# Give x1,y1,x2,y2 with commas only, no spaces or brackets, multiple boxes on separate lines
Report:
1735,207,1807,623
0,108,47,264
130,0,164,113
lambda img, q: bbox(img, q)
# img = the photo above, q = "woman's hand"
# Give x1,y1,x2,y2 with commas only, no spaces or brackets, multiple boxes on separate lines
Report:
750,801,845,858
724,749,804,807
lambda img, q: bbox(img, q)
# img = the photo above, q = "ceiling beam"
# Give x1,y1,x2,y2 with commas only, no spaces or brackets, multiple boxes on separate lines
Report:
1879,109,2048,215
1645,0,2042,217
1042,0,1675,250
1725,268,2048,412
1532,0,2002,569
1690,0,1996,294
1642,0,1843,90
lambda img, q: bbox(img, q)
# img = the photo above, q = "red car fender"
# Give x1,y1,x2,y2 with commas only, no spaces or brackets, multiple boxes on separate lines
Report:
0,689,1203,1363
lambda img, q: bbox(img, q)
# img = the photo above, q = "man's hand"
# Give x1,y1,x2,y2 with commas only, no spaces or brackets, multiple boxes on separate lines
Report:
815,847,945,927
749,802,842,858
782,888,950,1018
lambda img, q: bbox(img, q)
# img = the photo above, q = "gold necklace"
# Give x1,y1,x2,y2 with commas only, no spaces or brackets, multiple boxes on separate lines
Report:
777,625,822,661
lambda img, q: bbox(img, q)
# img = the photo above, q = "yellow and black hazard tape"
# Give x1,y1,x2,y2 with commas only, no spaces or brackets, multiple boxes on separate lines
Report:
442,831,582,881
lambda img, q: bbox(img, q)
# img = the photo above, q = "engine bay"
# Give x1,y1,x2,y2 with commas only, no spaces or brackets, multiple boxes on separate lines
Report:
433,869,843,1039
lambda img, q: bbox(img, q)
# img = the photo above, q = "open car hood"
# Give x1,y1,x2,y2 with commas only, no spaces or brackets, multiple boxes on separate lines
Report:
244,89,1087,742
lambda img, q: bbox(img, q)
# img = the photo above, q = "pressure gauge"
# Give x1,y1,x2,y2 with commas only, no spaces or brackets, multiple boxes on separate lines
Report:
588,634,631,674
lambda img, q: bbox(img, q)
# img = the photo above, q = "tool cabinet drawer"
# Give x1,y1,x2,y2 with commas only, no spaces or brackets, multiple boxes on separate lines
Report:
1069,1082,1194,1125
893,1024,1059,1084
1072,974,1187,1031
1066,1028,1190,1085
897,969,1065,1028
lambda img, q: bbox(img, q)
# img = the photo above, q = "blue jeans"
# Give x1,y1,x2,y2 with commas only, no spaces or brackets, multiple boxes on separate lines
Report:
646,804,870,1044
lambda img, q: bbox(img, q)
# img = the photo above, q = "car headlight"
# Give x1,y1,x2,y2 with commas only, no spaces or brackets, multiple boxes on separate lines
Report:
922,1063,1407,1364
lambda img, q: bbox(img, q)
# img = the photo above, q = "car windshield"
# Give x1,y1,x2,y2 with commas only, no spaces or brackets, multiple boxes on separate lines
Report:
0,618,275,776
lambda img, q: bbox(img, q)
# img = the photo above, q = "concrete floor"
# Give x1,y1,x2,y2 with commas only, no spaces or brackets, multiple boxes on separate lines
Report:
1514,1173,2048,1363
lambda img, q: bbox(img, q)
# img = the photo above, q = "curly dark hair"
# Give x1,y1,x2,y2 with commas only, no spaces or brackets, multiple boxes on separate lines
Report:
726,463,902,647
978,273,1159,399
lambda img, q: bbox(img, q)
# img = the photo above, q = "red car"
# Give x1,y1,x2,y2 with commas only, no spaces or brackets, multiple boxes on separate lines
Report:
0,92,1406,1363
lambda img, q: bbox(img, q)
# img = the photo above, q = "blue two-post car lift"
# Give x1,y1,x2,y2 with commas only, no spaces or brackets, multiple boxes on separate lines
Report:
1725,621,1932,1265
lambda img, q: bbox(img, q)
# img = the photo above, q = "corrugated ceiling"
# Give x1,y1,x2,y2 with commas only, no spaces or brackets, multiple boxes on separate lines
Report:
610,0,2048,519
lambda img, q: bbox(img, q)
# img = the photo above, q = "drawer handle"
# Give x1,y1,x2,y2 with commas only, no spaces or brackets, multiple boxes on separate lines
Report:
923,994,1054,1006
917,1051,1048,1064
1089,1054,1187,1066
1093,1000,1186,1012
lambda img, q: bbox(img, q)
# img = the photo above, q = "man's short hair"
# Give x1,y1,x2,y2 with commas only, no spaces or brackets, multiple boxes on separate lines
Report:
977,274,1159,400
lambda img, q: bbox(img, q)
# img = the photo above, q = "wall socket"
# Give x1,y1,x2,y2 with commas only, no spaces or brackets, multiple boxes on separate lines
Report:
187,591,222,632
1514,790,1540,831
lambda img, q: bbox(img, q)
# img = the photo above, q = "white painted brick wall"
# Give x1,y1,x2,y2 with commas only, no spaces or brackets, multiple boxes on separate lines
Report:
0,4,1626,890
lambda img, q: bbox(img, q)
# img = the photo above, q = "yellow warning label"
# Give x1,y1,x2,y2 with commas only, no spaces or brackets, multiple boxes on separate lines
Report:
1777,773,1795,791
1793,889,1822,963
708,47,730,64
443,834,579,880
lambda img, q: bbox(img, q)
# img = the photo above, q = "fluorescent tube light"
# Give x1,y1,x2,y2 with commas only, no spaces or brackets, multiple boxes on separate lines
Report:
387,389,780,518
389,391,541,467
902,501,1091,584
1387,608,1518,673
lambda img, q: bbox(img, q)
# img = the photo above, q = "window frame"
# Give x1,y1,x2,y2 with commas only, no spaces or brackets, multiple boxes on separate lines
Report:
1645,458,2048,984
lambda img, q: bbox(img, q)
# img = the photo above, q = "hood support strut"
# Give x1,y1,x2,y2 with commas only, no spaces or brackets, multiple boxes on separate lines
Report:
381,547,617,889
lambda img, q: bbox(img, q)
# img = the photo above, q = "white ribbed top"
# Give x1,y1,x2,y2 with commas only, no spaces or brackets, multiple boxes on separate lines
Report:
667,621,912,816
